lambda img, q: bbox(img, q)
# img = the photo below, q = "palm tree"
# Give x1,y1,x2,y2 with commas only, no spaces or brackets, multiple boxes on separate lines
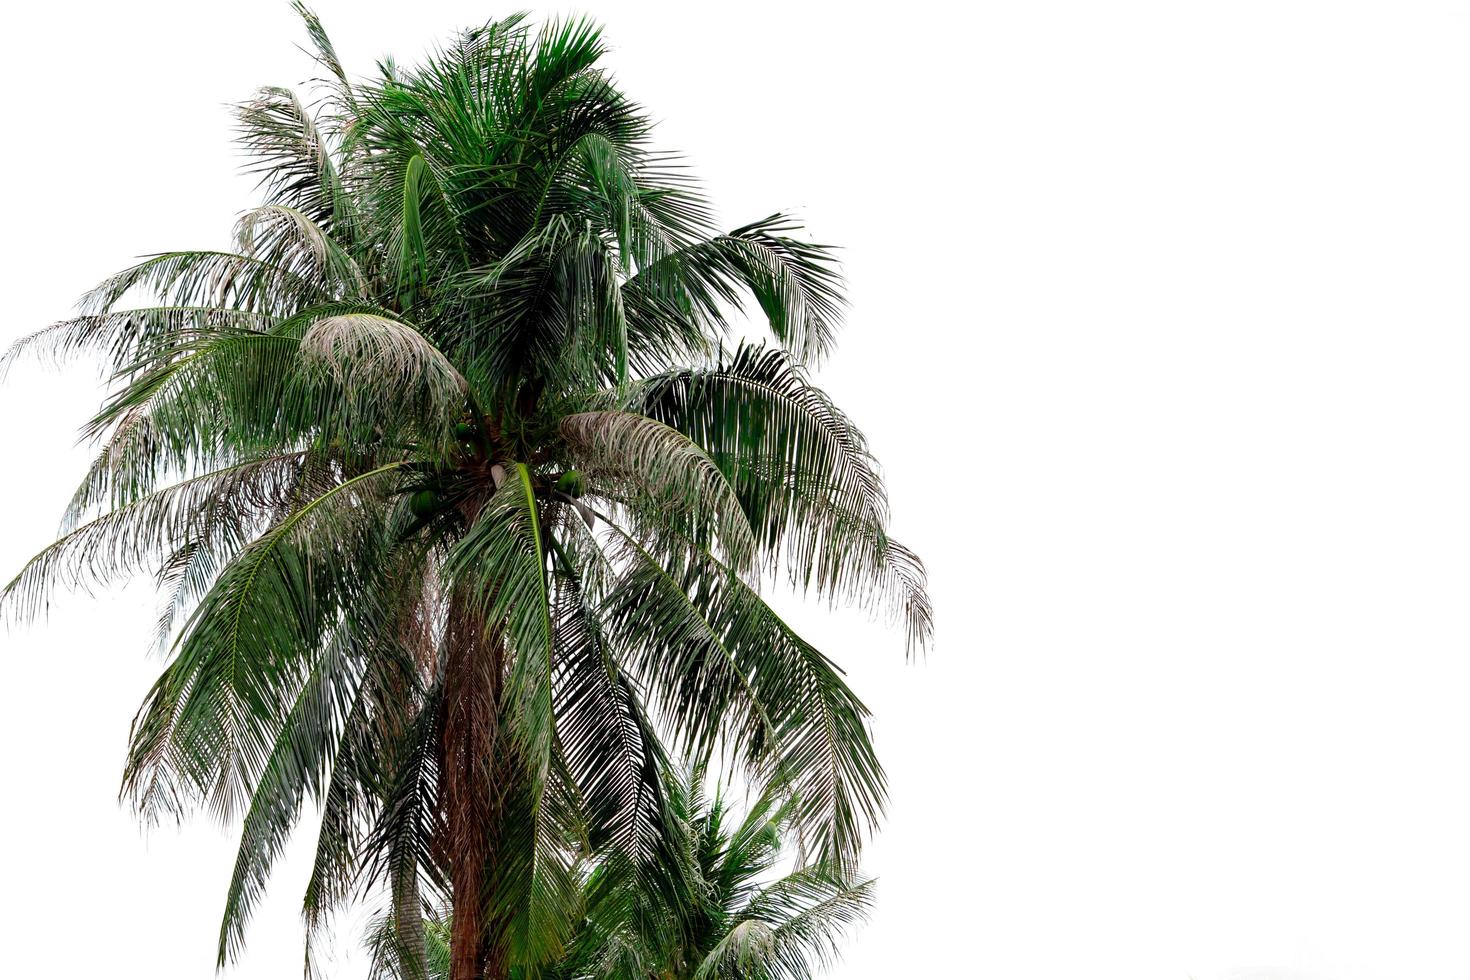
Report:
1,7,930,980
376,765,873,980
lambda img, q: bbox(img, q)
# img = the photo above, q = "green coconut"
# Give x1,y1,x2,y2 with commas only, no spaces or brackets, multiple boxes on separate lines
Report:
555,469,586,498
409,489,440,517
453,421,477,442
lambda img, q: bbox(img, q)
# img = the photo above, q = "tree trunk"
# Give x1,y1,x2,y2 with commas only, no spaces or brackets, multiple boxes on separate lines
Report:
392,866,428,980
441,592,510,980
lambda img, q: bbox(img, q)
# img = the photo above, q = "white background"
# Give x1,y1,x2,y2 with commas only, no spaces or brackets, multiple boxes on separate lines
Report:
4,2,1470,978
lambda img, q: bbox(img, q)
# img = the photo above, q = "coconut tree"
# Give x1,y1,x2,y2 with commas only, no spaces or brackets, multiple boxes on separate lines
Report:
372,764,873,980
1,7,929,980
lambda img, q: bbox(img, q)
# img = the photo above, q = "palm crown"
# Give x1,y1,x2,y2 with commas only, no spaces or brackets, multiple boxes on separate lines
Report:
2,7,929,979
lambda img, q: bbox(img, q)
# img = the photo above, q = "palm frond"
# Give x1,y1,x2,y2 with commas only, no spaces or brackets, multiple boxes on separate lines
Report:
300,312,469,445
0,452,306,625
638,343,933,655
235,204,368,299
81,250,324,317
235,85,357,237
560,410,757,573
122,463,405,823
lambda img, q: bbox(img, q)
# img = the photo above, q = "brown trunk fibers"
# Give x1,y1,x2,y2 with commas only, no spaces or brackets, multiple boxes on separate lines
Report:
441,591,513,980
